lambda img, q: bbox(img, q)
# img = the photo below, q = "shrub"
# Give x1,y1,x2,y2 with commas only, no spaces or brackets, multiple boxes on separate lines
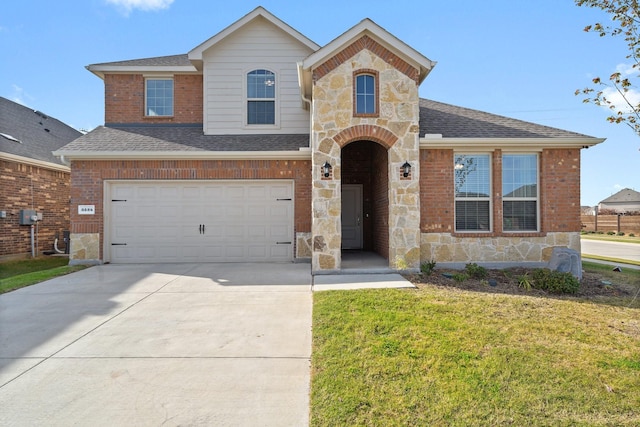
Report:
420,260,436,275
532,268,580,294
617,232,625,236
630,233,636,237
607,231,616,235
465,263,488,279
452,273,469,283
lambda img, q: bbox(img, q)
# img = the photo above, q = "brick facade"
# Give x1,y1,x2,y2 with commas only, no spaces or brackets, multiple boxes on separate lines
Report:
70,159,311,259
105,74,203,124
0,159,70,259
420,148,582,236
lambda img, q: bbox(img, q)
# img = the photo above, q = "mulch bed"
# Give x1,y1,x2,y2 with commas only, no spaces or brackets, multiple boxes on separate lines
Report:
404,267,637,300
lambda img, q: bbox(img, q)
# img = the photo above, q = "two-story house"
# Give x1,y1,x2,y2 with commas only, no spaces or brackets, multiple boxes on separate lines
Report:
55,7,603,273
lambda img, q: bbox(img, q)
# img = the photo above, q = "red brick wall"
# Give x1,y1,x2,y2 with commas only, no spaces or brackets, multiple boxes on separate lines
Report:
541,148,581,232
70,159,311,259
104,74,203,124
0,159,70,259
420,149,454,232
419,148,582,235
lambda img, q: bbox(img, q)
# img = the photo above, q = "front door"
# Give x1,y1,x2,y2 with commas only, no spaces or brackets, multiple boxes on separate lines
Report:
341,184,363,249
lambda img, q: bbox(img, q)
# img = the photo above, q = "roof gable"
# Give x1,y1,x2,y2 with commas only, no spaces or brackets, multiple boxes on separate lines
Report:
600,188,640,204
302,18,435,84
188,6,320,62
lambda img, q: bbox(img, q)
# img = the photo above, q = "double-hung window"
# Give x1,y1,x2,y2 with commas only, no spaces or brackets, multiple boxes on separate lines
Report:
502,154,539,231
247,69,276,125
354,73,377,116
145,78,173,117
454,154,491,232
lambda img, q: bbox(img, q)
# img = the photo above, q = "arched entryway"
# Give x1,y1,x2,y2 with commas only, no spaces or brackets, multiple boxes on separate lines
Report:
341,140,389,267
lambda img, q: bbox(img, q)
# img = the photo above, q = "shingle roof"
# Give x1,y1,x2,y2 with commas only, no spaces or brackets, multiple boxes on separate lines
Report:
419,99,590,138
88,54,191,67
58,125,310,152
56,97,597,156
0,97,82,165
600,188,640,203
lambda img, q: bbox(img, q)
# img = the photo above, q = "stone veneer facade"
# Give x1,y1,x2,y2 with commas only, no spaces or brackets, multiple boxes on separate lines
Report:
310,38,422,272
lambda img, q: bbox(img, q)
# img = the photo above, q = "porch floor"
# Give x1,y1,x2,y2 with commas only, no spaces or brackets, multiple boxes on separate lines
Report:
340,250,392,273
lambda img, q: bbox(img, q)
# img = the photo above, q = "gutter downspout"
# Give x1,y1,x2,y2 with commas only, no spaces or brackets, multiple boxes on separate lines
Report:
297,62,313,147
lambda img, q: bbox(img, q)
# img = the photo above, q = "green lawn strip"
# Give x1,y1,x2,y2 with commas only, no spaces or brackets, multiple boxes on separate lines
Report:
581,234,640,244
0,256,70,279
0,260,87,294
582,254,640,267
311,287,640,426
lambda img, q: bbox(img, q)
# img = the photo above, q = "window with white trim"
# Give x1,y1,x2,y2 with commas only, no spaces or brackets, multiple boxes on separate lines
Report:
247,69,275,125
502,154,539,231
454,154,491,231
145,78,173,117
355,73,377,115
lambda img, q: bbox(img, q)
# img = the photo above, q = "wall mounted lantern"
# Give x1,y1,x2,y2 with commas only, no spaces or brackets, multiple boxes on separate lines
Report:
402,161,411,178
323,161,332,178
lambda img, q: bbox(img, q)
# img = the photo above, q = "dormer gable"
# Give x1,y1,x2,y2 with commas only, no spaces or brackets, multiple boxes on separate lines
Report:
188,6,320,69
299,19,436,101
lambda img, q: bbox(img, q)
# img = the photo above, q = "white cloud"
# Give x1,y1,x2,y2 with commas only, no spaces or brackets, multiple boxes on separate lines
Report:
601,86,640,112
615,62,636,76
105,0,174,16
10,84,32,107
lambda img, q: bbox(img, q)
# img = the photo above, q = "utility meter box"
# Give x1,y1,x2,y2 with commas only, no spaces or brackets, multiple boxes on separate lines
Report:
19,209,37,225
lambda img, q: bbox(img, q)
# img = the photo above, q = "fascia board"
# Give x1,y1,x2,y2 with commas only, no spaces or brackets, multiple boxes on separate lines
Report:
188,6,319,61
419,137,606,150
1,152,70,172
52,150,313,161
303,19,435,77
86,65,198,79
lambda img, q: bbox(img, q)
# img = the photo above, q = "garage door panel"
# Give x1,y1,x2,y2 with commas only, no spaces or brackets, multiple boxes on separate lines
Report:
108,180,293,263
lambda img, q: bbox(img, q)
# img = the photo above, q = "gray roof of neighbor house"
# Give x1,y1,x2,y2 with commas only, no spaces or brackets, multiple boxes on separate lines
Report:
599,188,640,204
0,97,82,165
56,98,597,156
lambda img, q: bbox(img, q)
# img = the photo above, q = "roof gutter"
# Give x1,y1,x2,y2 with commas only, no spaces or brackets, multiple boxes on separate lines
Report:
1,152,70,172
419,136,606,150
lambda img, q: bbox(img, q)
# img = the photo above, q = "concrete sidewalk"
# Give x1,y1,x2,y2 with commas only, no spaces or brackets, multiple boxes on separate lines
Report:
0,263,313,426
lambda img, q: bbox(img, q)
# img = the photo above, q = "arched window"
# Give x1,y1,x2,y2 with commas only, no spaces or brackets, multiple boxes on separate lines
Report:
247,69,275,125
354,72,377,116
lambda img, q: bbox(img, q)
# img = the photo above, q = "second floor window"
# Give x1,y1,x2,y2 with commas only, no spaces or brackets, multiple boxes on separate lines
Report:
247,69,275,125
355,73,376,115
146,78,173,117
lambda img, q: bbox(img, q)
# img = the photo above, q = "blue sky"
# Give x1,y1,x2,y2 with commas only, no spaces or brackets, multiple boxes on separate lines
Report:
1,0,638,206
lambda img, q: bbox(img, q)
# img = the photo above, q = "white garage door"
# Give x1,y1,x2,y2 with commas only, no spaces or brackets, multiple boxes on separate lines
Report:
106,180,294,263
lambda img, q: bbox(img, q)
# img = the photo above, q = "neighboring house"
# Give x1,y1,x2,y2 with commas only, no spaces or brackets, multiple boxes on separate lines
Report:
54,7,604,272
598,188,640,213
0,97,81,260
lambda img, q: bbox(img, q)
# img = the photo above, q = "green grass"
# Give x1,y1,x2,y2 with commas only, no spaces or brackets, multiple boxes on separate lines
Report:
311,269,640,425
0,257,87,293
581,233,640,244
583,254,640,267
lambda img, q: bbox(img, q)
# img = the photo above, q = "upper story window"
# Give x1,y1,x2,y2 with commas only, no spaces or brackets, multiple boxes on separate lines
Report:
145,78,173,117
247,69,276,125
354,72,378,116
454,154,491,232
502,154,539,231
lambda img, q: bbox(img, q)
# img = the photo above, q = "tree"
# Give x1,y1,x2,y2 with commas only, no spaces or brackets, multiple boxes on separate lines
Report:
575,0,640,136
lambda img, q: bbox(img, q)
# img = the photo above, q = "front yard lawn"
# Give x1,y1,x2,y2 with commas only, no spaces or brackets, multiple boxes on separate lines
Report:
311,264,640,426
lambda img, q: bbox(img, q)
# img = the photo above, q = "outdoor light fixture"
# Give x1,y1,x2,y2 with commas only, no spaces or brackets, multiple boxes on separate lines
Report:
402,161,411,178
323,161,332,178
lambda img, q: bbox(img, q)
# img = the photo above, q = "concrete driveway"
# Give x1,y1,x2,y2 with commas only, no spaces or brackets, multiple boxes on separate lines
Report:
0,263,312,426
